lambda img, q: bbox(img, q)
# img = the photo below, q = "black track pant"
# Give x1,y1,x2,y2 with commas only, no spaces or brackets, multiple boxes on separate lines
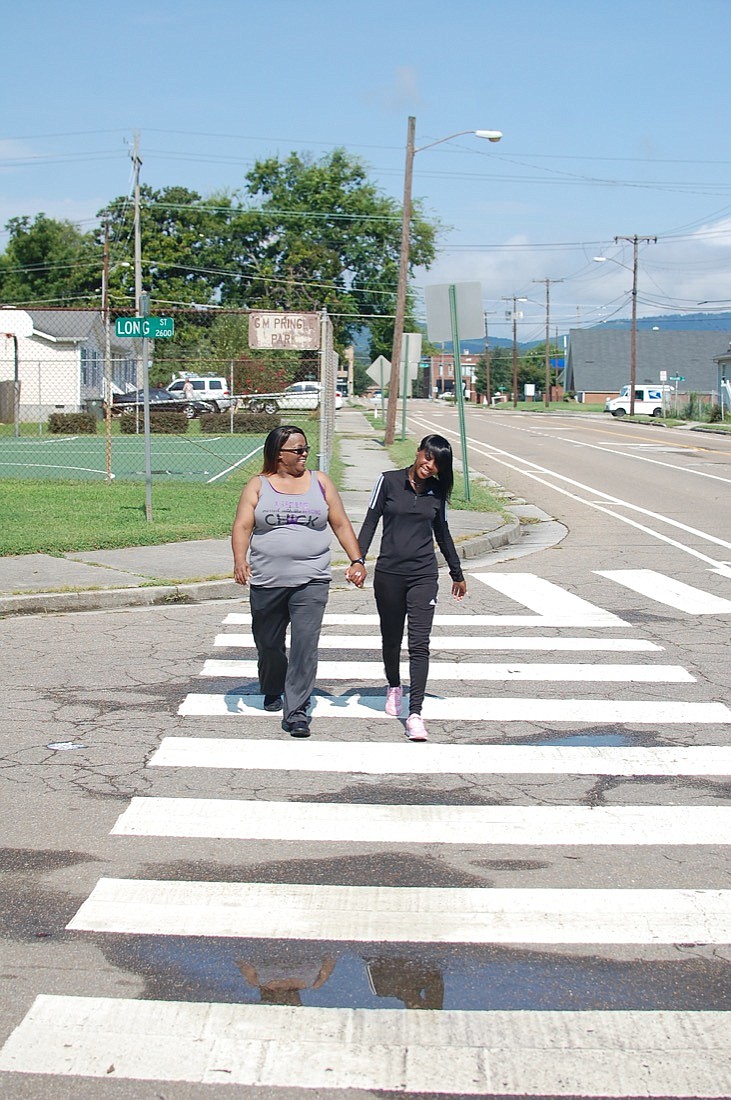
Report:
249,580,330,724
373,570,438,715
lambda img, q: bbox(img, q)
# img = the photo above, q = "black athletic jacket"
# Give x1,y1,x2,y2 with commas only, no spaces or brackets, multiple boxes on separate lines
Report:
357,468,464,582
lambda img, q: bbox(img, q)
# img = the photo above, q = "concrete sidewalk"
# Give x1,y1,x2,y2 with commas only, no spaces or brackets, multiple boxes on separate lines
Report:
0,407,520,616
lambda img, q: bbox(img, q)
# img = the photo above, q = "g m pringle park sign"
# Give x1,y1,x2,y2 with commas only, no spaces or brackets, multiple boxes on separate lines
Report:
248,311,320,351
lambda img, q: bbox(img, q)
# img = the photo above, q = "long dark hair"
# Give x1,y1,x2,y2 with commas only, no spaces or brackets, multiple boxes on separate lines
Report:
418,434,454,501
261,425,308,474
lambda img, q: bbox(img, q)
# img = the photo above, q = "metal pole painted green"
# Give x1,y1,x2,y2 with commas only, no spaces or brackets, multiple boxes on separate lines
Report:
448,284,471,501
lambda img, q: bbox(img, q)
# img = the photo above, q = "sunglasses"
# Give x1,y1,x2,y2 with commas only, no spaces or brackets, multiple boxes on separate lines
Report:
280,446,310,456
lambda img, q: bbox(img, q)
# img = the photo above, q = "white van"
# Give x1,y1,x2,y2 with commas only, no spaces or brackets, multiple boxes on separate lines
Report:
605,384,673,418
167,374,234,411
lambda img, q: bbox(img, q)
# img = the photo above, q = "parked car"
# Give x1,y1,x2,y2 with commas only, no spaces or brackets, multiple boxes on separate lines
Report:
244,382,342,414
166,375,234,411
111,388,214,419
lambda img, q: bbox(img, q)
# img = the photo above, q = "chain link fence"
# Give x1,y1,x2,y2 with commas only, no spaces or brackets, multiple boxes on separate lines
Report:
0,307,339,484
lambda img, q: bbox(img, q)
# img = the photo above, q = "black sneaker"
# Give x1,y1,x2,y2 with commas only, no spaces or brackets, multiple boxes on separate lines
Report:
263,694,283,712
281,718,311,738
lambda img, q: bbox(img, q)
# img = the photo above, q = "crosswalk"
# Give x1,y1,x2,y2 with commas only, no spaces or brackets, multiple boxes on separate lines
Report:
1,568,730,1096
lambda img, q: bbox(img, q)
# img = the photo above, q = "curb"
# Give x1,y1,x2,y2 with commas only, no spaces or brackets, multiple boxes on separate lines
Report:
0,516,521,618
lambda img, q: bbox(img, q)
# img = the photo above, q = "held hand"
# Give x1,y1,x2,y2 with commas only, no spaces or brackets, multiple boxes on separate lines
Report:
345,562,366,588
233,560,251,586
452,579,467,601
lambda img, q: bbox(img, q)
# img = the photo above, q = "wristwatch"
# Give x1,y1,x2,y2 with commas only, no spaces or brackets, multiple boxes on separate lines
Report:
350,556,366,566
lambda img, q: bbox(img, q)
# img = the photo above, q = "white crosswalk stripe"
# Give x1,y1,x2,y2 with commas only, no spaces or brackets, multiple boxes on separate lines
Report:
112,797,731,846
214,631,662,651
3,567,730,1097
149,737,731,776
179,691,730,723
597,568,731,614
68,879,731,944
201,658,693,681
2,996,727,1096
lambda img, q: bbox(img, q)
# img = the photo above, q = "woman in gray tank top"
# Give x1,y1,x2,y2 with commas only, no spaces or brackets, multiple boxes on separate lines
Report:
232,425,366,737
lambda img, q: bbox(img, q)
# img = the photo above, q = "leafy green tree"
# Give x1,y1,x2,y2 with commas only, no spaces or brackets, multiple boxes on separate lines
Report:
0,214,98,306
475,346,512,397
224,149,437,354
518,341,563,392
0,152,440,362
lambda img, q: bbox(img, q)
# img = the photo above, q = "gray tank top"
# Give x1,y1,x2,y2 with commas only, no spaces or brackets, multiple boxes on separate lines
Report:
250,471,332,587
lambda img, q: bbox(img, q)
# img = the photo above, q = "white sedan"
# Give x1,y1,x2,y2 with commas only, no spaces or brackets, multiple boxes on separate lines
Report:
245,382,341,413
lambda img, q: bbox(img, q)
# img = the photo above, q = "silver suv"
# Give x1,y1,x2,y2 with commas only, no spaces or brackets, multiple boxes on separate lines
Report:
167,375,234,412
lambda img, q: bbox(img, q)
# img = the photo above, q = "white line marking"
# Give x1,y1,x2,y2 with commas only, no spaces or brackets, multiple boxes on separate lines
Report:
178,692,731,724
3,997,728,1096
555,431,731,487
407,412,731,570
223,611,630,628
67,879,731,944
206,443,263,484
472,573,625,625
597,569,731,614
214,632,661,652
149,737,731,777
201,659,693,683
112,798,731,846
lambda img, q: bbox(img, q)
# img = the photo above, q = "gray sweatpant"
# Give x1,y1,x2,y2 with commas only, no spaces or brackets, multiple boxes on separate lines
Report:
249,580,330,724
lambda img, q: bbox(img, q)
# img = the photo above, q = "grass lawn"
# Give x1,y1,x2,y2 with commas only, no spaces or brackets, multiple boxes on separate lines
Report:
1,418,316,556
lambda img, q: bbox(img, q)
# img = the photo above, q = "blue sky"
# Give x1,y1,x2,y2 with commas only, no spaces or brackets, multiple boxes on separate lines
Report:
3,0,731,340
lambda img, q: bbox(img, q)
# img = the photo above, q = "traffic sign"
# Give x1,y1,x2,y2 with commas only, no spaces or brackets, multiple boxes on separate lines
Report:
115,316,175,339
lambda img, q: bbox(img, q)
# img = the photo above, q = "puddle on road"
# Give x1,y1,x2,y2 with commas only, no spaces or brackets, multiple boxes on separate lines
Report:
95,935,731,1011
523,728,638,747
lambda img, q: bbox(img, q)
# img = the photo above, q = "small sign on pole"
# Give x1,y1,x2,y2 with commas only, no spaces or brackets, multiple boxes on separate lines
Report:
115,316,174,339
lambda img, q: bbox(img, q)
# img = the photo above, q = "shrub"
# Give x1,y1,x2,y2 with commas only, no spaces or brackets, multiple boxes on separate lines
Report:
120,411,188,434
199,411,281,434
47,412,97,434
707,403,722,423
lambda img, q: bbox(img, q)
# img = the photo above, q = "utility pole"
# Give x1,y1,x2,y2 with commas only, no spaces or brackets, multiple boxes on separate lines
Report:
386,115,415,446
502,296,526,407
614,235,657,415
132,133,143,388
533,278,563,407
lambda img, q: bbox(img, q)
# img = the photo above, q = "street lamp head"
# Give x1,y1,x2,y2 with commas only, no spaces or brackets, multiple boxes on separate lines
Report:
475,130,503,142
593,257,608,262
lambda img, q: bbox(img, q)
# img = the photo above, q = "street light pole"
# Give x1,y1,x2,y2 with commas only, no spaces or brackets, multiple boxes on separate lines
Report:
384,118,502,445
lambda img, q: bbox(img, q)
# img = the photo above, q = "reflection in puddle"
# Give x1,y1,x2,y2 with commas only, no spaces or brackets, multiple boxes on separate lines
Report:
237,953,336,1006
366,957,444,1009
97,935,731,1011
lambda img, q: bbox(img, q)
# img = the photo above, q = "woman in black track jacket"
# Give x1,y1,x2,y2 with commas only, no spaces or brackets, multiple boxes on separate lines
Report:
357,434,467,741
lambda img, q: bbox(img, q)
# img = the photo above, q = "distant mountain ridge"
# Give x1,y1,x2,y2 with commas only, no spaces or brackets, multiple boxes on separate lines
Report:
444,311,731,353
355,312,731,359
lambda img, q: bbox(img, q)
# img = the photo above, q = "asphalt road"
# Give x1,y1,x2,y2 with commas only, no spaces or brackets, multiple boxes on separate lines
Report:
1,405,730,1098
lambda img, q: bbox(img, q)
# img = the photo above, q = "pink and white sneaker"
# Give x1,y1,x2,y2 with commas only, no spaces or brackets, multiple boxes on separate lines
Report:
385,685,403,716
405,713,429,741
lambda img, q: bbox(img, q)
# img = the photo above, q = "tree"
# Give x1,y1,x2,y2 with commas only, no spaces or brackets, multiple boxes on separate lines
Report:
224,149,438,354
0,152,440,360
474,346,512,397
0,214,98,306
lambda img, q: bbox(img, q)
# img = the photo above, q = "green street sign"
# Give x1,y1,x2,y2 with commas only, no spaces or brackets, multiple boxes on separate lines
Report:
115,316,175,339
